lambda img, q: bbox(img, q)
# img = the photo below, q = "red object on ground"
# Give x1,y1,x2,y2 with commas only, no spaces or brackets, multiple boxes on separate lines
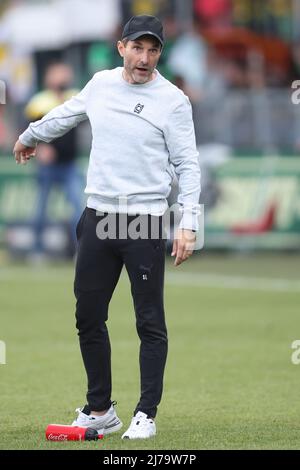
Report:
45,424,103,441
231,202,277,234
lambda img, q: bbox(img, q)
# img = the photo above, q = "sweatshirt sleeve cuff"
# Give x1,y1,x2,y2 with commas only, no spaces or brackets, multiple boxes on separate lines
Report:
19,130,38,148
178,206,201,232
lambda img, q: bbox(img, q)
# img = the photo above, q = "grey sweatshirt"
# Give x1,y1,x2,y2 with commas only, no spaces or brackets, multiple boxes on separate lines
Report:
19,67,201,231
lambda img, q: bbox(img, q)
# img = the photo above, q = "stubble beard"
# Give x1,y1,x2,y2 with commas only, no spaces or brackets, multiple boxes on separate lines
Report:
126,64,154,85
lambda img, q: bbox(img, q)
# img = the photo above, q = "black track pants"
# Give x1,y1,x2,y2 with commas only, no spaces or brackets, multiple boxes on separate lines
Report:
74,207,168,418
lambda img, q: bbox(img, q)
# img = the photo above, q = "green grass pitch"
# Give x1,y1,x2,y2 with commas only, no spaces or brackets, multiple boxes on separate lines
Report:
0,253,300,450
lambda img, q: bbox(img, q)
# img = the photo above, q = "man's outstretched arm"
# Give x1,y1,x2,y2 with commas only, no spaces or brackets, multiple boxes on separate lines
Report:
13,77,94,165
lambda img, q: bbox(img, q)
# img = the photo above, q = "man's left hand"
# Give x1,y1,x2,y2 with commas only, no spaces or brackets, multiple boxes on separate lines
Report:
171,229,196,267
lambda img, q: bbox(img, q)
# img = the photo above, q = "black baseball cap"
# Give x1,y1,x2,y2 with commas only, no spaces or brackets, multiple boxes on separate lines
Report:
121,15,164,47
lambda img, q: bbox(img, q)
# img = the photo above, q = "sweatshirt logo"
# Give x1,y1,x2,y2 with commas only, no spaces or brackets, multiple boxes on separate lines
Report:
134,103,144,114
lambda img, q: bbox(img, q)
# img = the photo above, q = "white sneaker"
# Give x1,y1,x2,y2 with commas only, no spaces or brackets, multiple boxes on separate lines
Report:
72,403,123,435
121,411,156,439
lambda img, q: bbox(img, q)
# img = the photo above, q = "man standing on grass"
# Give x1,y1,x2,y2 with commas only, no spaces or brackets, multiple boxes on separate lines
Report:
13,15,201,440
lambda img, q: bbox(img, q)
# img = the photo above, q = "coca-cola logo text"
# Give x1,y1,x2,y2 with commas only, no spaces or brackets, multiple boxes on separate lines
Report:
47,433,68,441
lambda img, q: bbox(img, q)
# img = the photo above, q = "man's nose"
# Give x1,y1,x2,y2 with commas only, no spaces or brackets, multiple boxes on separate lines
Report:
140,51,149,64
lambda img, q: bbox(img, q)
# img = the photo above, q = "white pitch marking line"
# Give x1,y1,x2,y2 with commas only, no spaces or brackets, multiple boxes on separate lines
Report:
165,272,300,293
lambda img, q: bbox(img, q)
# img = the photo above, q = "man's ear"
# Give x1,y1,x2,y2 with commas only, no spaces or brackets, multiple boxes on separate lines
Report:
117,40,125,58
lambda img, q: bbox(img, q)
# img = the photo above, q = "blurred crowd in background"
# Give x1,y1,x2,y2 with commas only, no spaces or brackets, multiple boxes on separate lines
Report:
0,0,300,259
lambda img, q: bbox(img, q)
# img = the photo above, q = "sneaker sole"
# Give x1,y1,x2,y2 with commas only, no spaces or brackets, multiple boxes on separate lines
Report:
121,433,156,440
121,429,156,440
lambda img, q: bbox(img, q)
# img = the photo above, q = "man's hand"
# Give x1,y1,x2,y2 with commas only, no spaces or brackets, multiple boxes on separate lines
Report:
171,229,196,267
13,140,36,165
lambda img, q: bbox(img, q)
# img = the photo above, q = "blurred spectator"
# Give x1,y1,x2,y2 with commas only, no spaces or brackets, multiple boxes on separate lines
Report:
166,17,208,102
190,47,227,145
24,62,84,260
